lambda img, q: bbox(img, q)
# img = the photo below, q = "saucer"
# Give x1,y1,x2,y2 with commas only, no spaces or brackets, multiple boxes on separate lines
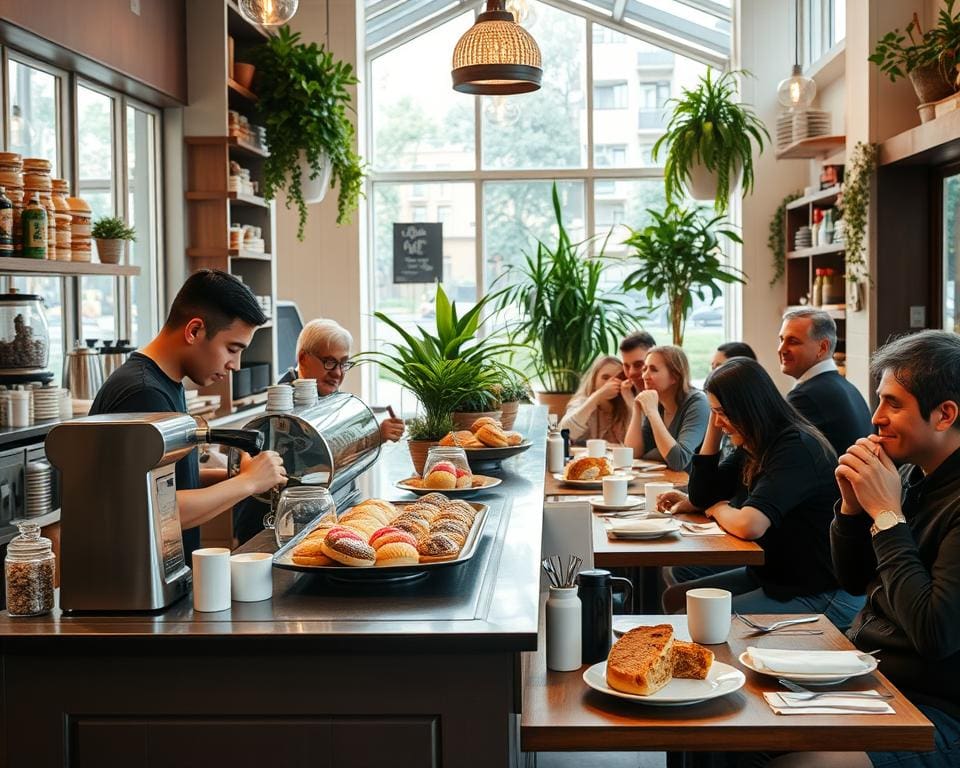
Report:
587,495,645,512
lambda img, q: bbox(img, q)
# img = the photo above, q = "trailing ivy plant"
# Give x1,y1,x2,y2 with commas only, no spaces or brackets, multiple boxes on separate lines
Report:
837,142,878,282
653,69,769,215
768,191,802,286
253,26,364,238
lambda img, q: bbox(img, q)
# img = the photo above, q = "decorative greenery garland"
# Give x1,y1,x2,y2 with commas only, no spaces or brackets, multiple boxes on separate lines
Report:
838,141,878,281
768,191,801,286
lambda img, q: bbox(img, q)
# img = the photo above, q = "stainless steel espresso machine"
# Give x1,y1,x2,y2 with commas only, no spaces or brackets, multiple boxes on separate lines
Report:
46,413,264,612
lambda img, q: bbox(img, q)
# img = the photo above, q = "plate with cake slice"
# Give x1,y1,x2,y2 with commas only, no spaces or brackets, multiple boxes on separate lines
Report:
583,659,745,705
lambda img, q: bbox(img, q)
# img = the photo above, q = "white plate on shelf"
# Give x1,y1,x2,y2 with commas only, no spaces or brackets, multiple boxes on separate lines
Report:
738,650,878,685
583,660,745,706
587,495,645,512
606,518,680,540
554,472,639,489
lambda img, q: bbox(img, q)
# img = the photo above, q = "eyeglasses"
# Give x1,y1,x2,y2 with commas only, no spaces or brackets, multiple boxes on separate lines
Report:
310,354,355,372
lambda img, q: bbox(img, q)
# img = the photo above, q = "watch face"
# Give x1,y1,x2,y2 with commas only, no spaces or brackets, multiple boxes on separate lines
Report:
876,510,899,530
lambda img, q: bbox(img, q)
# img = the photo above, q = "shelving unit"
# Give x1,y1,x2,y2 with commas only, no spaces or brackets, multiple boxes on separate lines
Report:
776,135,846,160
0,258,140,277
184,1,278,419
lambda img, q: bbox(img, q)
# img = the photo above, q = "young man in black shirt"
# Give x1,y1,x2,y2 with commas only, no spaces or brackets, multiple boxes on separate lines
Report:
90,270,287,557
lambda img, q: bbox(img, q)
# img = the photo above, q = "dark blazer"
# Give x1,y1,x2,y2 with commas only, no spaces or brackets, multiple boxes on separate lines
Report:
787,370,873,457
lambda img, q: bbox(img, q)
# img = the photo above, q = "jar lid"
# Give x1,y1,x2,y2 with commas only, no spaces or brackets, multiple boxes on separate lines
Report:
7,522,52,556
576,568,612,586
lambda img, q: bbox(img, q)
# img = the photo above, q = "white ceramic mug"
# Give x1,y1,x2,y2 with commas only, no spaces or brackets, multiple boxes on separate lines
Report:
192,547,231,612
644,481,674,513
230,552,274,602
611,446,634,469
686,587,732,644
602,475,629,506
586,439,607,458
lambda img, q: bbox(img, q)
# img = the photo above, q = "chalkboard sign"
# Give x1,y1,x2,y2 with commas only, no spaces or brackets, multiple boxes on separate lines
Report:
393,223,443,283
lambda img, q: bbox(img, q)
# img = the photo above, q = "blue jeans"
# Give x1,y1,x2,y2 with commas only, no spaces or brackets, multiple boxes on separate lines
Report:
664,566,866,632
869,704,960,767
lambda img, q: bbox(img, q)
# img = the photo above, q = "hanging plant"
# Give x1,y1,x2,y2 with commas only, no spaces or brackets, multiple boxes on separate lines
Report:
837,142,878,282
768,191,801,286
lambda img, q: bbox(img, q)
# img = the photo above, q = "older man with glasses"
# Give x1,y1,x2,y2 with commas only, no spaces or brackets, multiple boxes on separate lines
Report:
279,318,404,442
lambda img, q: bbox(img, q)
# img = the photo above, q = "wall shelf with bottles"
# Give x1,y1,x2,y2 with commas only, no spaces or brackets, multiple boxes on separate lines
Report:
0,258,140,277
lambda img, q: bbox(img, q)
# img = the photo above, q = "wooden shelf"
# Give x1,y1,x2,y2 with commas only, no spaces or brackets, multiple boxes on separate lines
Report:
786,304,846,320
227,136,268,158
185,191,268,208
787,243,846,259
879,108,960,167
777,135,846,160
227,78,257,102
187,247,272,261
0,257,140,276
785,184,842,211
232,391,268,409
229,249,271,261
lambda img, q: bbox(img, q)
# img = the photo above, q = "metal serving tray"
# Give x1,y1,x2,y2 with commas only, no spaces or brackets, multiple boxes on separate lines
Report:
463,440,533,472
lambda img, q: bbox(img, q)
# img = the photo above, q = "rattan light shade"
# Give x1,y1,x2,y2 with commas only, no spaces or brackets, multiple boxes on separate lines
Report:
452,3,542,95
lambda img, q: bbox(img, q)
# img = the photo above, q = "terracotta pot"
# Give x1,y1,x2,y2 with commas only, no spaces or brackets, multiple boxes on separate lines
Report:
234,62,256,90
536,391,573,417
95,238,124,264
451,409,502,431
407,439,440,476
500,401,519,430
908,63,955,105
298,149,333,204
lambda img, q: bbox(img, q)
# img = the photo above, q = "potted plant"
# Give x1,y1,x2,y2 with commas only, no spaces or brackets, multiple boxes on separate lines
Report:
91,216,136,264
653,69,769,213
495,184,635,416
870,4,960,109
496,373,532,431
450,384,502,431
252,26,364,239
621,204,744,346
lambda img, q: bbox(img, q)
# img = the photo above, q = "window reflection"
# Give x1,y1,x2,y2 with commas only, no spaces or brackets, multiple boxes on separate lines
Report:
7,60,59,175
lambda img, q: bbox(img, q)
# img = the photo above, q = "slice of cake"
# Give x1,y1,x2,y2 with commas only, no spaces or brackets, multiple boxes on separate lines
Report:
606,624,675,695
670,640,714,680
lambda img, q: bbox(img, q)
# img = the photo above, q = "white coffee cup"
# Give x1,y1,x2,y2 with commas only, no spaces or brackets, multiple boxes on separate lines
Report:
586,439,607,458
611,446,634,469
192,547,231,612
644,481,674,513
602,475,629,506
230,552,274,602
686,587,732,644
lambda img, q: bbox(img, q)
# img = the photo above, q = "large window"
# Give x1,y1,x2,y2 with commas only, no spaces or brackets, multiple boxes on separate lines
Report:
802,0,844,67
366,3,730,402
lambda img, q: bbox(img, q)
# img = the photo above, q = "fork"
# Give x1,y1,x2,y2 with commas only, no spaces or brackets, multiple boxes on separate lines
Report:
735,614,820,632
778,678,894,700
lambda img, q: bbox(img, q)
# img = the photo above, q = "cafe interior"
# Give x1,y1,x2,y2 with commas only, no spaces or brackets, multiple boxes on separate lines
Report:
0,1,958,766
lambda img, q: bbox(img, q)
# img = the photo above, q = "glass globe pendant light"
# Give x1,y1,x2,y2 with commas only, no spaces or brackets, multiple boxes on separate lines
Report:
239,0,299,27
452,0,542,95
777,0,816,109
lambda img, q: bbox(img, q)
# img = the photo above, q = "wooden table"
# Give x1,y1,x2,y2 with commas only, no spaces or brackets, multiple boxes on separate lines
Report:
522,613,934,763
544,466,688,497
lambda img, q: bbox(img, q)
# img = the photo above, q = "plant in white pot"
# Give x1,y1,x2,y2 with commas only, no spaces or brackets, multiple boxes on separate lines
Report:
253,26,364,239
91,216,136,264
653,69,769,214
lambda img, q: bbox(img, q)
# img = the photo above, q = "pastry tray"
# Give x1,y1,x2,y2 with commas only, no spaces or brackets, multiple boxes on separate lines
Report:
272,500,489,581
463,440,533,471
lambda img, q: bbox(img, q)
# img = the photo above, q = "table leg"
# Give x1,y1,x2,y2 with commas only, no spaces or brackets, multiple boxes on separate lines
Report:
666,751,687,768
640,565,662,614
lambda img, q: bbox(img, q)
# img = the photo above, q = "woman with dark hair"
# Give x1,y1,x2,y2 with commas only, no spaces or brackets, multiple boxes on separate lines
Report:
659,357,864,629
710,341,757,370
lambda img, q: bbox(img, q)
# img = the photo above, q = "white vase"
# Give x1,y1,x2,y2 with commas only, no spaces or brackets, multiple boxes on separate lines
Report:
546,586,582,672
298,149,333,204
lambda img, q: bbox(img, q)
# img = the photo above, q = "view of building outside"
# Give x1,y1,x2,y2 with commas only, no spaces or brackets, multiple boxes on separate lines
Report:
368,2,729,410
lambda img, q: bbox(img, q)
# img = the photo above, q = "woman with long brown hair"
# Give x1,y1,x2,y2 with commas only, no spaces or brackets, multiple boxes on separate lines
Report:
559,355,632,444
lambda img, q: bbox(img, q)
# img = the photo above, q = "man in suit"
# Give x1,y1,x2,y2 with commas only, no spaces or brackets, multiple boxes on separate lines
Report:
778,308,872,456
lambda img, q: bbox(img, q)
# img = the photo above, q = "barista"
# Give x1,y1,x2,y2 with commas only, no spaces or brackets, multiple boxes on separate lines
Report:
90,270,287,557
279,318,405,443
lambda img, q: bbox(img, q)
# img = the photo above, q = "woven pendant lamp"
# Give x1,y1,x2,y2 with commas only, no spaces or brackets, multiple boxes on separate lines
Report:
452,0,542,95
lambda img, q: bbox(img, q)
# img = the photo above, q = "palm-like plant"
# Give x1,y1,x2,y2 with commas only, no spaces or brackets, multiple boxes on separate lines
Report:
496,184,635,394
653,69,769,214
622,205,744,346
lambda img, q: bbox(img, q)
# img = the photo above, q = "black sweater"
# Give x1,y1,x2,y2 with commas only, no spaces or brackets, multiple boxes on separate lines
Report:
688,428,840,600
787,370,873,458
831,446,960,720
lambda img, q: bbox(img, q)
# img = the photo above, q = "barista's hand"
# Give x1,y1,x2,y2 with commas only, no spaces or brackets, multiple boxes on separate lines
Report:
380,417,405,443
239,450,287,495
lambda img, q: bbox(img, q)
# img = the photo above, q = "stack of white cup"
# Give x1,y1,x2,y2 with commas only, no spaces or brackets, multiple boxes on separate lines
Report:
266,384,294,412
292,378,318,408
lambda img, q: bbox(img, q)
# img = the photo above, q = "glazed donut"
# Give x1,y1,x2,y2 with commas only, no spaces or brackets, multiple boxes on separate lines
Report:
292,536,335,566
417,532,461,562
369,527,418,550
475,424,509,448
321,534,376,567
375,541,420,566
470,416,501,433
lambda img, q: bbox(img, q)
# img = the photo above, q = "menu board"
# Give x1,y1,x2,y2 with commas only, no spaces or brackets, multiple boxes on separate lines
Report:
393,222,443,283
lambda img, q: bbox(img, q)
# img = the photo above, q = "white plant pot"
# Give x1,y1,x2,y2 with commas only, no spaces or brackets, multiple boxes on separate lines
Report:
298,150,333,204
684,160,743,202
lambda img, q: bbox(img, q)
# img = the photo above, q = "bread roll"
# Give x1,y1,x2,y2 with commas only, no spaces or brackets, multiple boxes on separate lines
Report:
563,456,612,481
470,416,501,432
671,640,714,680
606,624,675,695
475,424,509,448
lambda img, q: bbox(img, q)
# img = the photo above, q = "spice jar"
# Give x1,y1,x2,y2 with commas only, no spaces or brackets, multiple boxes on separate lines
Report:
5,522,55,617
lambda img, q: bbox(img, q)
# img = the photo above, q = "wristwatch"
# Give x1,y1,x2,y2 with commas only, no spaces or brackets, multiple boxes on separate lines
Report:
870,509,907,537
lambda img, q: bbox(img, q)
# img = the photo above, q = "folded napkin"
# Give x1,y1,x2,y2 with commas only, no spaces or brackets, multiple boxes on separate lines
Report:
606,518,679,534
746,647,871,675
763,691,894,716
680,521,725,536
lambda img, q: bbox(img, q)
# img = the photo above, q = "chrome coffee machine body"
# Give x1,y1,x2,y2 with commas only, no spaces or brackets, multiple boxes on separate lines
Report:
46,413,263,611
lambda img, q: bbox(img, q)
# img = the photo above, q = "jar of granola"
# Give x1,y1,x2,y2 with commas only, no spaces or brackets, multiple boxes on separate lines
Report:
4,522,55,617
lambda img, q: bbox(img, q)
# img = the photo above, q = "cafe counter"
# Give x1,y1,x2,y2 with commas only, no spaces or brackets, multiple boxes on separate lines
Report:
0,407,549,768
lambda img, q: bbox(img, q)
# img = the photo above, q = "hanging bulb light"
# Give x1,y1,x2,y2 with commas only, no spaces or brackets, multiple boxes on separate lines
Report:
239,0,298,27
483,95,522,126
777,0,816,110
452,0,542,95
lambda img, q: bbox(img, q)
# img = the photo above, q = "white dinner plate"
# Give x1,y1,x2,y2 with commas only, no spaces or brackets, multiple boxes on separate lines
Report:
633,460,668,471
606,518,680,540
395,475,501,496
738,650,878,685
587,495,645,512
583,660,745,706
554,472,639,489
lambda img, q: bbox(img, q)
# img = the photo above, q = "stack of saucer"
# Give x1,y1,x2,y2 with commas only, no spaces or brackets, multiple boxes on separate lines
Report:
794,225,812,250
293,379,318,408
266,384,294,412
33,387,63,421
25,461,53,518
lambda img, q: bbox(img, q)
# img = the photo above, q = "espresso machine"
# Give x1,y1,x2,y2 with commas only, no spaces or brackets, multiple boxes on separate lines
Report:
46,413,263,611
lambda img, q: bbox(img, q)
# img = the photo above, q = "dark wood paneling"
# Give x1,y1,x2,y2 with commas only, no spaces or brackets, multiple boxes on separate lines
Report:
0,0,186,105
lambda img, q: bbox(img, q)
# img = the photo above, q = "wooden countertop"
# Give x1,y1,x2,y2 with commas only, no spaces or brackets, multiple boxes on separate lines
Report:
0,406,549,652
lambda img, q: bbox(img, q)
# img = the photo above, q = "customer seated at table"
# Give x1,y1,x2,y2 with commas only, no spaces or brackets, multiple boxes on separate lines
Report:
559,355,632,445
710,340,757,370
619,330,657,397
766,331,960,768
623,345,709,471
659,357,864,630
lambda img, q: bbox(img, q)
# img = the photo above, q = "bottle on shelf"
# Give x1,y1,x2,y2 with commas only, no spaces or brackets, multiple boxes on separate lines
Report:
819,209,834,247
0,186,12,255
21,193,47,260
812,268,824,307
